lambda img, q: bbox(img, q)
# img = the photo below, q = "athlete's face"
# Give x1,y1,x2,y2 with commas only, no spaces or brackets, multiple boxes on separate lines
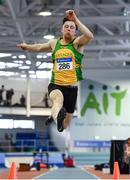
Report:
61,21,76,38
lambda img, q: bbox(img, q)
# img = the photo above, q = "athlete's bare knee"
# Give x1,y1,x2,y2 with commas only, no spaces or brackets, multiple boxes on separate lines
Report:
49,89,63,103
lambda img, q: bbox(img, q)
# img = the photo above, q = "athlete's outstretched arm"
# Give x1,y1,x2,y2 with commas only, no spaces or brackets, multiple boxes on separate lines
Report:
17,39,55,52
66,10,93,46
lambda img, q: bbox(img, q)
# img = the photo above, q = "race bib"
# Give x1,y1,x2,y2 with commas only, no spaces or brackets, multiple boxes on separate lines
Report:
56,58,73,71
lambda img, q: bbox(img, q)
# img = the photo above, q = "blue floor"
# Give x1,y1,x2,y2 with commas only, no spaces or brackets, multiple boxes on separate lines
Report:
35,167,99,179
70,152,110,165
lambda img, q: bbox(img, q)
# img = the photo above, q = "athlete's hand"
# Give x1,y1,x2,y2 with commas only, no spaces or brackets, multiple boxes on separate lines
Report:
65,10,77,21
17,43,27,50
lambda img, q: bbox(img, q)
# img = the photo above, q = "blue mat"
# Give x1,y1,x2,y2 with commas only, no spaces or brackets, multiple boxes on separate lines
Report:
0,153,6,168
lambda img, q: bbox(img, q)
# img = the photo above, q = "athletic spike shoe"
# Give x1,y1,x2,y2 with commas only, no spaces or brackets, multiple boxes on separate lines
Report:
45,116,53,126
57,107,66,132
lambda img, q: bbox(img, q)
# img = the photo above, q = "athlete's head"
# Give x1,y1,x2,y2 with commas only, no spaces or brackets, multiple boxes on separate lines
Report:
61,17,77,38
127,138,130,145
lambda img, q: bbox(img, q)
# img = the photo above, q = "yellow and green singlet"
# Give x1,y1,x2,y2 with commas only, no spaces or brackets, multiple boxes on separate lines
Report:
50,38,84,86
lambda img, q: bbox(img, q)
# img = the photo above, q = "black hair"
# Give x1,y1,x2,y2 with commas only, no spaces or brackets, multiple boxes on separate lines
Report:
62,17,78,30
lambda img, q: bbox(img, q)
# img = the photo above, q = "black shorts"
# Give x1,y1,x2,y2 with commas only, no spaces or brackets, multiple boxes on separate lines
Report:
48,83,78,113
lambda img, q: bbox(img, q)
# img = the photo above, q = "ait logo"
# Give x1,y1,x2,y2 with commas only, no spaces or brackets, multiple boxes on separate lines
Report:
81,84,127,116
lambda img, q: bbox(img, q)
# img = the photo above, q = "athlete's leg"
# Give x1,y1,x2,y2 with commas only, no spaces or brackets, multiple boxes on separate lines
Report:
62,86,78,129
49,89,64,123
63,113,73,129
